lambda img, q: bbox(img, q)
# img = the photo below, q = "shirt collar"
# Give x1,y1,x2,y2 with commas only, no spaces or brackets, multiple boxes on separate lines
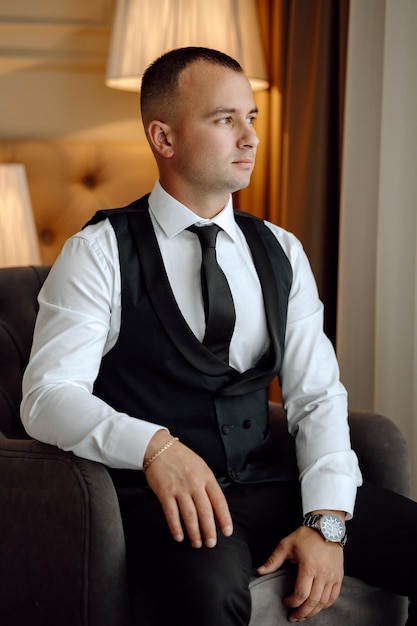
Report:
148,180,238,242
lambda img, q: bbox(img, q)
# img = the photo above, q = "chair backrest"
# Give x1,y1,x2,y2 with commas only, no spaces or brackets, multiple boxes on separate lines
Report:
0,265,50,438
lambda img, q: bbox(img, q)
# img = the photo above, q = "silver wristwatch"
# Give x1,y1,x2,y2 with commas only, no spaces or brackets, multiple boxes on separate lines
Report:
303,513,347,547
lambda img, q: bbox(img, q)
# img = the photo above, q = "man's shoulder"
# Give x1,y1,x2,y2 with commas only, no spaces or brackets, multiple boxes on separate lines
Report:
234,210,304,273
233,209,283,242
233,209,263,223
84,193,151,229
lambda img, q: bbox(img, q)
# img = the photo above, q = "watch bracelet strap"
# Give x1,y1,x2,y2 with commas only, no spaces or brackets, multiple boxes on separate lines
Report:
303,513,322,528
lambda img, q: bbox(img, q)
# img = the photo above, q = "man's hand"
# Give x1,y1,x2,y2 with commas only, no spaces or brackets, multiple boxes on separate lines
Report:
257,525,344,622
143,431,233,549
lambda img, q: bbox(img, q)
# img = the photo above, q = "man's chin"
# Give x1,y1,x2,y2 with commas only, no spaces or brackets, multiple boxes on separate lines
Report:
229,174,253,193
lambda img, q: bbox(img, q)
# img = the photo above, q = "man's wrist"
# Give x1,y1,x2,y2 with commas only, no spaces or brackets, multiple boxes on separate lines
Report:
310,509,346,520
143,435,179,471
143,429,173,467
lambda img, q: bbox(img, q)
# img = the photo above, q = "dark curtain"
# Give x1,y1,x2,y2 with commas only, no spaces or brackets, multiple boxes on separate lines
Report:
236,0,350,349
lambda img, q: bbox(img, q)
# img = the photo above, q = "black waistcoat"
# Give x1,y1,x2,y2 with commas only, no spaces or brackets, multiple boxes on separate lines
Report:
86,195,293,488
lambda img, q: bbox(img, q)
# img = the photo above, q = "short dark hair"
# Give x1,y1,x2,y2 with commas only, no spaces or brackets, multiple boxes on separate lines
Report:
140,47,243,124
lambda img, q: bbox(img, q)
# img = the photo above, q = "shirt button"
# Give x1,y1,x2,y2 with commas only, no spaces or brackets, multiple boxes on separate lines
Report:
222,425,231,435
243,419,252,429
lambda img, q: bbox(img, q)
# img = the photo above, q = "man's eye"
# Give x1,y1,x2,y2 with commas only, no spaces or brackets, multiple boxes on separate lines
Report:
217,117,232,125
247,116,257,125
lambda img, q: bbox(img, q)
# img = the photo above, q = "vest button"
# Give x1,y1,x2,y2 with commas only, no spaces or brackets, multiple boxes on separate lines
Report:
222,424,231,435
243,419,252,429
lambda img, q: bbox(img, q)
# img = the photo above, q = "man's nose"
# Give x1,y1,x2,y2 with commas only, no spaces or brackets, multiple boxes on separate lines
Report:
238,124,259,148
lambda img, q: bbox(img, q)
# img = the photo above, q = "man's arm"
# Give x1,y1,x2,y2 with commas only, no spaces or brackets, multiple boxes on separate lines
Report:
21,225,163,469
21,223,233,547
266,222,362,515
262,224,362,620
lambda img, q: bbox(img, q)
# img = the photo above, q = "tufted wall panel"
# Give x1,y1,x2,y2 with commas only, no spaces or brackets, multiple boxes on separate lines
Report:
0,140,158,264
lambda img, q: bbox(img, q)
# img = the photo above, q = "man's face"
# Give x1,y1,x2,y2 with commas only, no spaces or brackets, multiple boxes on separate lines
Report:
165,61,259,203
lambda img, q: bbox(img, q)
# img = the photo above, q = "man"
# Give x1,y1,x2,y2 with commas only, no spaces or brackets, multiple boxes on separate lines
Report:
21,47,417,625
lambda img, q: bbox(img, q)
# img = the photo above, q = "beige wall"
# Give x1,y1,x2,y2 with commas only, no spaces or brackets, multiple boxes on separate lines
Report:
338,0,417,497
0,1,156,264
0,0,146,142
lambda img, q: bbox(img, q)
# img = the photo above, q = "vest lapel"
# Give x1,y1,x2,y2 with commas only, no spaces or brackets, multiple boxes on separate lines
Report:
220,214,285,396
107,198,291,392
127,210,234,377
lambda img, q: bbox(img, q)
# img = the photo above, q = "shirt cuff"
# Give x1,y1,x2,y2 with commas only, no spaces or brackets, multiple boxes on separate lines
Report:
104,416,169,470
300,472,361,520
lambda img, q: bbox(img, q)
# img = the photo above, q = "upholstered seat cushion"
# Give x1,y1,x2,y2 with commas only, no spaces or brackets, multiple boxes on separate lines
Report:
131,566,407,625
248,568,407,625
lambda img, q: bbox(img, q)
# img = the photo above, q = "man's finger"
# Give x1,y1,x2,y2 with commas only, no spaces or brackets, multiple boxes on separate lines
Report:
191,490,219,547
206,481,233,538
177,492,204,548
284,572,313,610
160,496,185,543
286,570,342,621
257,543,287,575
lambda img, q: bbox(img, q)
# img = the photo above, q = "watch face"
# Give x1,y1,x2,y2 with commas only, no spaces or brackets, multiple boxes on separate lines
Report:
319,514,345,542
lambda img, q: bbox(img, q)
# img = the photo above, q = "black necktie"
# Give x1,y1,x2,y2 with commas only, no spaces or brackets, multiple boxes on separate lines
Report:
188,224,236,362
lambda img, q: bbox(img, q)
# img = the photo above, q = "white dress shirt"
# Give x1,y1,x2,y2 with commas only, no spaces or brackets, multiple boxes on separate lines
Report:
21,181,362,516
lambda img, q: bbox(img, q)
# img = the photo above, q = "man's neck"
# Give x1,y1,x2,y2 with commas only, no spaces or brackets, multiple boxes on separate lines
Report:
158,179,230,220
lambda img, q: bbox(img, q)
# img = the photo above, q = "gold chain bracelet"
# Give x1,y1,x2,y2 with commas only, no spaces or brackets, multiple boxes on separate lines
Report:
143,436,179,471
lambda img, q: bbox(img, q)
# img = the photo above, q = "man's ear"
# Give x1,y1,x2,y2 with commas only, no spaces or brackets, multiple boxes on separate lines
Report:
147,121,174,158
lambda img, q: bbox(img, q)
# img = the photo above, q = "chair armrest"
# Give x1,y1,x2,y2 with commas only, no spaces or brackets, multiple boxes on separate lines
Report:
348,410,410,497
268,402,410,498
0,437,131,626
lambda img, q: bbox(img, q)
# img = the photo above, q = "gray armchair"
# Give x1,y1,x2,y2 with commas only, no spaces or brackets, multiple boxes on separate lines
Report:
0,266,409,625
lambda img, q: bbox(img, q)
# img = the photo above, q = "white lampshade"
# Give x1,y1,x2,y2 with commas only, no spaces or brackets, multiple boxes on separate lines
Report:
106,0,269,92
0,164,41,267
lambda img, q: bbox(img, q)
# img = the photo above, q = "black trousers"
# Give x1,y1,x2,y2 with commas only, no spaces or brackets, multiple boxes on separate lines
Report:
118,481,417,626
